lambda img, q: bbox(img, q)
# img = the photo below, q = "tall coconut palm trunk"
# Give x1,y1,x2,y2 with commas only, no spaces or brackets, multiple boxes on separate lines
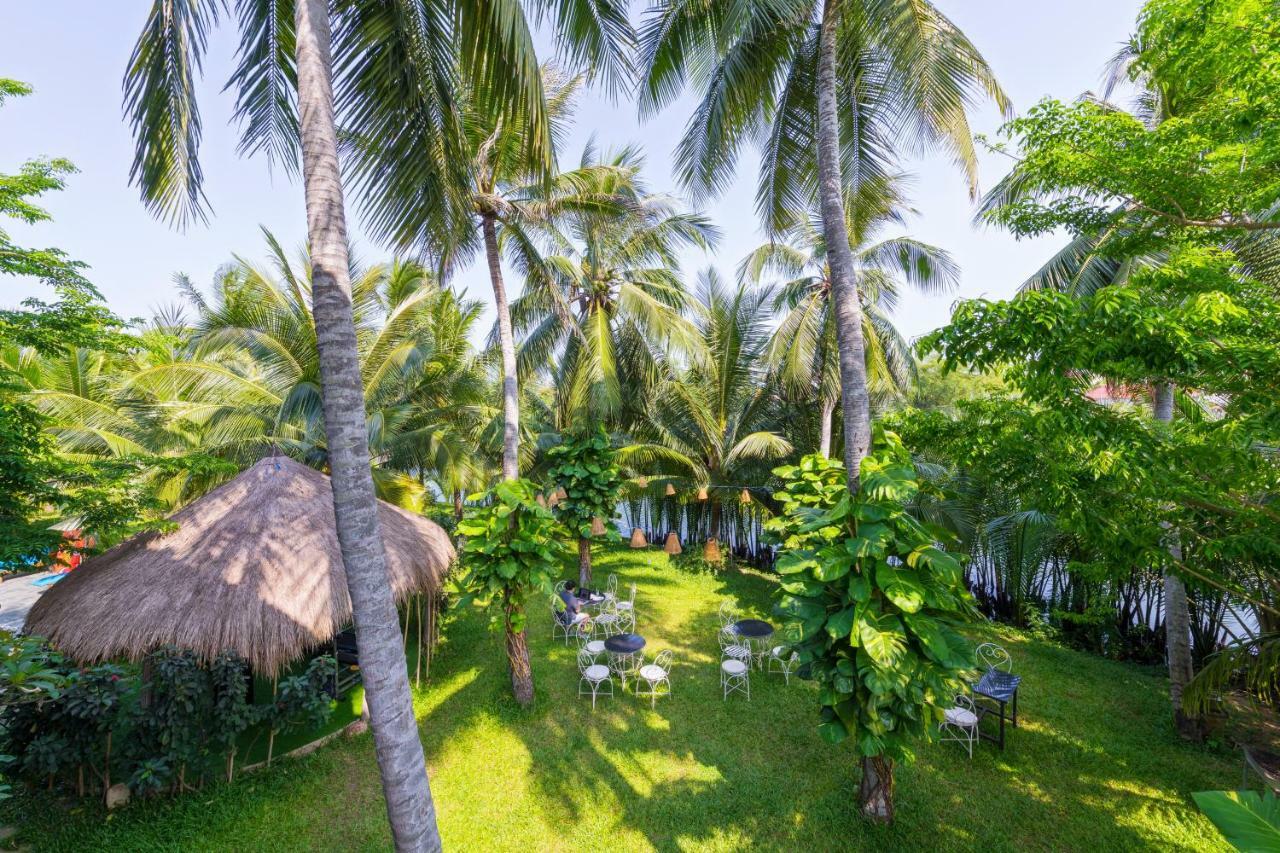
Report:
480,211,535,705
818,397,836,458
816,0,886,822
294,1,440,848
1154,382,1199,738
578,536,593,587
482,213,521,481
503,590,535,704
815,0,872,495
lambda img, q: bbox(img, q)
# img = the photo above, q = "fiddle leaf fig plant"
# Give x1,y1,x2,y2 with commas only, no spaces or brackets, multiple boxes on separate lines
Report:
546,426,622,586
765,433,978,822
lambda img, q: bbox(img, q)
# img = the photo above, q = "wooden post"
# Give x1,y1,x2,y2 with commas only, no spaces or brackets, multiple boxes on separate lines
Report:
267,677,278,766
415,594,423,689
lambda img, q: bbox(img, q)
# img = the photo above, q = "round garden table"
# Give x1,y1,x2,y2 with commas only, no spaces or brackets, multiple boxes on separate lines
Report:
605,633,646,689
731,619,774,669
604,633,646,654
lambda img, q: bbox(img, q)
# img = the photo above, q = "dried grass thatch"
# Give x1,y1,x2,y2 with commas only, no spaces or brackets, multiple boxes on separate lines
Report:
25,456,454,676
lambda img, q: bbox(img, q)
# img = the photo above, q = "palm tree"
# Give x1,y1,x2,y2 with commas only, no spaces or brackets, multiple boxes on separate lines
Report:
639,0,1007,502
639,0,1006,818
513,147,718,428
624,269,791,552
122,234,486,506
346,69,637,483
743,181,959,456
124,0,630,839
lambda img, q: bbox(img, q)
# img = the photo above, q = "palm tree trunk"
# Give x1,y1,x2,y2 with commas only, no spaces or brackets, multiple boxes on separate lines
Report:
1154,382,1199,738
816,0,871,494
817,0,890,819
818,397,836,458
578,536,593,587
858,755,894,823
503,591,535,705
294,2,440,849
482,212,520,481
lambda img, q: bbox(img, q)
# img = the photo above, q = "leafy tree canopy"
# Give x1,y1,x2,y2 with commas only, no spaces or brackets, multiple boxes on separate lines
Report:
983,0,1280,243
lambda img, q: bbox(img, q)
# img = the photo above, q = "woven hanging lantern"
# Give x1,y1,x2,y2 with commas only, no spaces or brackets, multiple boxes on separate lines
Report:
664,532,682,555
665,483,676,497
547,492,560,508
536,494,547,508
556,487,568,501
697,487,708,501
740,488,751,504
703,537,721,562
629,527,648,548
591,516,607,536
637,476,649,489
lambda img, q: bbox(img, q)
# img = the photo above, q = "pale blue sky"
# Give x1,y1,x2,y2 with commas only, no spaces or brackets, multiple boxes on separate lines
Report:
1,1,1141,340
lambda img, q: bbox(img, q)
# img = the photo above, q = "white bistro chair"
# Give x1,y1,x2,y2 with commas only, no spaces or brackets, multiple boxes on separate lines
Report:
766,645,799,684
574,621,606,661
636,650,673,708
578,649,614,709
592,604,622,639
721,656,750,701
551,596,589,644
615,582,637,616
718,627,753,667
939,693,980,758
976,642,1012,673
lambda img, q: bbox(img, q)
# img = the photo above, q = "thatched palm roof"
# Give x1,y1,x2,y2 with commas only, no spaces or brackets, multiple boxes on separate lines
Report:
25,456,454,676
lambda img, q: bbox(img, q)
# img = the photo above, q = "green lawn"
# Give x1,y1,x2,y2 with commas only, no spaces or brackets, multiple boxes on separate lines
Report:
5,547,1234,851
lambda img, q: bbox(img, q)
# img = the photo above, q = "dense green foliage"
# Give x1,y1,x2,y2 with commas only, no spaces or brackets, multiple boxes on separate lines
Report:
0,643,335,801
457,480,569,633
768,440,976,762
545,426,623,540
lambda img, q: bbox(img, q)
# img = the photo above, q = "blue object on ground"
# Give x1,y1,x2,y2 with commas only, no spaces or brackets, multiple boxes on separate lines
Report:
32,574,64,588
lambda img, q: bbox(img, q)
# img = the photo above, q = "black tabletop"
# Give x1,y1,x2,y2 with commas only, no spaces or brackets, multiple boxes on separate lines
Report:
732,619,775,639
604,633,646,654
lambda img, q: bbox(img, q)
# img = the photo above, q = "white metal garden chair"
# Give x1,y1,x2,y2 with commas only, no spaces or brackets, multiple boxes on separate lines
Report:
766,645,799,684
551,595,589,644
939,693,980,758
578,649,614,709
721,655,750,701
718,626,753,666
574,621,606,661
615,609,636,635
592,603,622,639
604,573,619,603
615,582,637,616
636,649,673,708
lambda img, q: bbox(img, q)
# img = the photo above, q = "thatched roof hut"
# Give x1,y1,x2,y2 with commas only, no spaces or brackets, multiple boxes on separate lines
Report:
24,456,454,676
